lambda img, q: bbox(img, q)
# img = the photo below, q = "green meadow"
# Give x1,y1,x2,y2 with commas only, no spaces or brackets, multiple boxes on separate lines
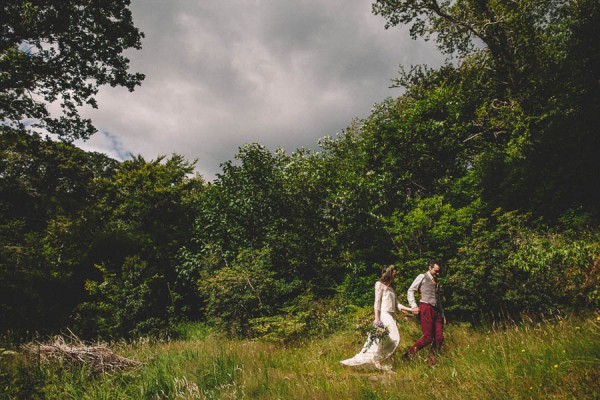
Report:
2,312,598,399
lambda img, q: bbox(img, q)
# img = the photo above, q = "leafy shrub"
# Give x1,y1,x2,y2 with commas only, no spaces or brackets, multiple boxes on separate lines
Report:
171,322,214,341
249,315,308,344
249,295,349,343
198,248,291,337
75,255,171,338
445,209,600,317
337,261,379,307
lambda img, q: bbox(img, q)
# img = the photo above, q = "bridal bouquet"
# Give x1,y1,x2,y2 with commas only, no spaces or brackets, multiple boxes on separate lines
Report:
363,322,389,351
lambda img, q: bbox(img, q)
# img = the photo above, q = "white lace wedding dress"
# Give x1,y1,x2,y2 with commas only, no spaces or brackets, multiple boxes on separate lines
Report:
340,282,403,370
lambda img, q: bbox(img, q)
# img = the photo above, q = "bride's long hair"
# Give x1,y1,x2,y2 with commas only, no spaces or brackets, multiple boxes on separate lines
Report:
379,264,396,286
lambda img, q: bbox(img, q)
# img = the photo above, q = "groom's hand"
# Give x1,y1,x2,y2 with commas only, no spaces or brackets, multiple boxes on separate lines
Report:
411,307,419,315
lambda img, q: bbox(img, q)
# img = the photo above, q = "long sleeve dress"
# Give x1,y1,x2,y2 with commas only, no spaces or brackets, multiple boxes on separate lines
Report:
340,281,405,370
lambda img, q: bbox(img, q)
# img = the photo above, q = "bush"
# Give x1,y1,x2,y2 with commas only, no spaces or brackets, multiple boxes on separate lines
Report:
198,248,291,337
337,261,379,307
249,295,350,344
75,255,172,339
445,209,600,317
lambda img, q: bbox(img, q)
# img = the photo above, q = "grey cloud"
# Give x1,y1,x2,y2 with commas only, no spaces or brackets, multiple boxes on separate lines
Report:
76,0,444,180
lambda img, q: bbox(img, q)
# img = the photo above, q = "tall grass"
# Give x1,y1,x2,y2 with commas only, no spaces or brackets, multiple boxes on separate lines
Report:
2,314,598,399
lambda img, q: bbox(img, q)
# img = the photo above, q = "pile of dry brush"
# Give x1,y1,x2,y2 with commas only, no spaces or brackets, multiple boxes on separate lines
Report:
22,331,141,374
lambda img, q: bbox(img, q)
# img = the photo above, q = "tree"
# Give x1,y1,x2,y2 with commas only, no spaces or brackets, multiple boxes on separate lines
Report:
372,0,564,91
374,0,600,220
1,0,144,141
0,130,117,334
193,144,285,259
77,154,204,338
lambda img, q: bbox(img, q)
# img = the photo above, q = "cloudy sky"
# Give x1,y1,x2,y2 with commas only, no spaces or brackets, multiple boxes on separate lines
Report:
76,0,444,180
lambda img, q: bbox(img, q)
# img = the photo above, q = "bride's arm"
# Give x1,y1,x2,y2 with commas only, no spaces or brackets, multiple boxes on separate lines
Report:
397,303,413,313
373,282,383,324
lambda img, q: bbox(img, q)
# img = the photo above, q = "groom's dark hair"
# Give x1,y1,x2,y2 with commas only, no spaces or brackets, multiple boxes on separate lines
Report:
428,260,443,271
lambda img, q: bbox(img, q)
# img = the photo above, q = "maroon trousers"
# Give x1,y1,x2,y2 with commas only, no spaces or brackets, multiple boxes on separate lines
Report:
408,302,444,355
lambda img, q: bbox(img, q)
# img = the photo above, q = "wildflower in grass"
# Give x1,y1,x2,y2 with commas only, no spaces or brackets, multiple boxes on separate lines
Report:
521,349,526,353
596,316,600,321
553,364,559,369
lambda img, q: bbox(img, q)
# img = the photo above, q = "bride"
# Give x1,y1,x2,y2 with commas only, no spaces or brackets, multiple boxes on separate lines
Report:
340,265,416,370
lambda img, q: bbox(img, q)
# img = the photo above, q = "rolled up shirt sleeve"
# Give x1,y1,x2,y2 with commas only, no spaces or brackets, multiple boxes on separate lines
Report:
407,274,424,309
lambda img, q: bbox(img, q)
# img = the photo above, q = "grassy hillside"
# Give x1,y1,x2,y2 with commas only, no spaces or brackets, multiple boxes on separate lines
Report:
2,313,598,399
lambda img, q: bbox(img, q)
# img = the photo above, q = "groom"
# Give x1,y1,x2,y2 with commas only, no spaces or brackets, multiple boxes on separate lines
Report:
404,260,446,366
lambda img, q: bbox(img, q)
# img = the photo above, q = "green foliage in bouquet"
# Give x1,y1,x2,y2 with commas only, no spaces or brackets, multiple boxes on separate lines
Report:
363,323,390,351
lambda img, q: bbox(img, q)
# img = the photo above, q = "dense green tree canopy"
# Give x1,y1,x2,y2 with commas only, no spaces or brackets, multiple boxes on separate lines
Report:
0,0,144,141
0,130,117,333
372,0,570,91
0,0,598,341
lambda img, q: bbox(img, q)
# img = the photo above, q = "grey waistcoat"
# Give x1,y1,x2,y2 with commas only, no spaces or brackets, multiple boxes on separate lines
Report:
419,274,440,308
